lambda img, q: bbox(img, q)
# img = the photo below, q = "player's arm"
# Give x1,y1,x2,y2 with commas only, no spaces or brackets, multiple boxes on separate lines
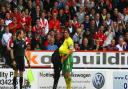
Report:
62,43,74,62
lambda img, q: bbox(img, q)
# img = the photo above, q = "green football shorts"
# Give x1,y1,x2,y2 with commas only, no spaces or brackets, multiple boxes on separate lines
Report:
62,55,73,73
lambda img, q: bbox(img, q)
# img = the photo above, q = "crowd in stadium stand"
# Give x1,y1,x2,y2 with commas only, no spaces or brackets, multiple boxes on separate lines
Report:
0,0,128,57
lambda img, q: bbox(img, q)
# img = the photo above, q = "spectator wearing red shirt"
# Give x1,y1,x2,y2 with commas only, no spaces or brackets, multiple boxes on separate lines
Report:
21,10,32,32
11,7,21,23
94,25,107,46
40,11,49,36
9,17,22,33
32,19,42,35
49,13,61,32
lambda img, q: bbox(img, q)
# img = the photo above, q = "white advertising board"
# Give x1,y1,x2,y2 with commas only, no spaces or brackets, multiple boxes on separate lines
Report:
0,69,112,89
25,51,128,68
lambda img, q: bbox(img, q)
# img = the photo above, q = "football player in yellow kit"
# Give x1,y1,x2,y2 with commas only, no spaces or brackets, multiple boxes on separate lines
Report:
59,29,74,89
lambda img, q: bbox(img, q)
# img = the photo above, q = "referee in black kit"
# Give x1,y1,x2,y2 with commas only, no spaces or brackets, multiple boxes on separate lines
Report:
51,48,62,89
10,30,30,89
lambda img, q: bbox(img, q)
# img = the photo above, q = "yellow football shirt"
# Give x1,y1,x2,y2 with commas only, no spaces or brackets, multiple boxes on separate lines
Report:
59,37,74,55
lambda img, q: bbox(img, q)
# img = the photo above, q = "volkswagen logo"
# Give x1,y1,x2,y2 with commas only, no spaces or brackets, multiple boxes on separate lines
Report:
92,73,105,89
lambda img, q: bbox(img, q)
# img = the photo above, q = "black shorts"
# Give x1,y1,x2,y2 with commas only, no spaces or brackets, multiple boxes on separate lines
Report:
14,56,25,71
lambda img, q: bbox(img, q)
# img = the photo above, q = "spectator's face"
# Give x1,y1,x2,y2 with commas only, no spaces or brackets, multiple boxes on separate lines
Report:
6,13,10,19
123,8,127,14
119,38,124,45
83,38,88,45
99,26,104,32
28,0,32,7
113,21,117,28
56,32,61,40
85,15,89,21
19,0,23,5
36,19,40,26
53,13,57,19
13,17,17,23
22,11,25,17
1,6,6,13
41,12,46,18
91,9,95,15
14,8,18,13
59,9,63,15
19,31,24,39
25,9,29,15
79,6,84,12
102,9,107,15
125,32,128,40
0,19,4,25
90,20,95,26
74,43,80,50
106,13,110,19
114,8,118,15
95,14,100,20
36,6,40,12
111,39,116,46
49,37,55,44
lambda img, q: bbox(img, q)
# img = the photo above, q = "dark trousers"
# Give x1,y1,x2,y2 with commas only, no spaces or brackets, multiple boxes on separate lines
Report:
53,60,62,89
2,46,12,67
